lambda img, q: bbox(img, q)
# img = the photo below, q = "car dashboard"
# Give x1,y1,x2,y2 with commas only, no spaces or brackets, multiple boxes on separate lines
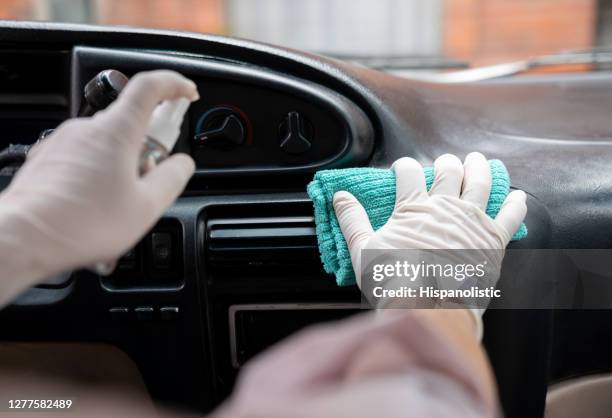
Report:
2,21,612,418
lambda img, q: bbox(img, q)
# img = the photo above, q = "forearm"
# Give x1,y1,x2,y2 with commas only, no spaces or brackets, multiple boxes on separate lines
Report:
373,280,494,405
369,266,495,408
412,309,498,414
0,204,54,308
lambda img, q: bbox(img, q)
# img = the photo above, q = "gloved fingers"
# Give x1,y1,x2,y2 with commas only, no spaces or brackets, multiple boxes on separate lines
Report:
429,154,464,198
139,153,195,214
460,152,491,211
333,191,374,254
100,70,199,138
494,190,527,240
391,157,427,209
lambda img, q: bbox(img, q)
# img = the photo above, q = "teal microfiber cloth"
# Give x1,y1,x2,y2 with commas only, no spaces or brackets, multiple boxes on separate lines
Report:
307,159,528,286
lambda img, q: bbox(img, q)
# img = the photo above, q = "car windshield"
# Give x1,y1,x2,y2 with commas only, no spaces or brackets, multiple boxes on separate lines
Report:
1,0,609,72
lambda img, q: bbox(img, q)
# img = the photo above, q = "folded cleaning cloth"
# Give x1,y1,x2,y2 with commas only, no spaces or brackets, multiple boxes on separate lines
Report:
307,159,528,286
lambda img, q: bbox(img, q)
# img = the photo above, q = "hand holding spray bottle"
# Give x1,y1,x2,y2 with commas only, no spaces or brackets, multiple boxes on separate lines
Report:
93,97,192,275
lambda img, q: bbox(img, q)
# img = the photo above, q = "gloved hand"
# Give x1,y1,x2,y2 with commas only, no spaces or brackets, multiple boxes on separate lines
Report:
213,311,495,418
333,153,527,317
0,70,198,298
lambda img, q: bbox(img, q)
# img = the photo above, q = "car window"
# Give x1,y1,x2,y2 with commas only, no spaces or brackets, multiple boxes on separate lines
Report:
0,0,607,72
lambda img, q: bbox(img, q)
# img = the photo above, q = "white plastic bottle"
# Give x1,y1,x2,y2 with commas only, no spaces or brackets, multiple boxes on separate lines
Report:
139,97,191,174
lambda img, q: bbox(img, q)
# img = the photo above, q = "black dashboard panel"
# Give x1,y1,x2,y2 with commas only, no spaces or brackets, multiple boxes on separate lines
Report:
72,46,374,178
0,50,69,151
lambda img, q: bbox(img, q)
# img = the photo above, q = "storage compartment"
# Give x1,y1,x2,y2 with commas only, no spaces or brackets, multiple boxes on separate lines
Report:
229,303,362,367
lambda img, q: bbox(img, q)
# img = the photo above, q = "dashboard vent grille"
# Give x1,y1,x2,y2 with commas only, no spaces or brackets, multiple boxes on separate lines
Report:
206,216,319,267
0,50,70,149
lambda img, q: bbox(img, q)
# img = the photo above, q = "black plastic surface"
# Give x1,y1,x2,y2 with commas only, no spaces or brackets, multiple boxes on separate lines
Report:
231,306,360,367
0,49,69,149
99,219,185,292
197,198,361,399
206,215,318,268
72,46,375,178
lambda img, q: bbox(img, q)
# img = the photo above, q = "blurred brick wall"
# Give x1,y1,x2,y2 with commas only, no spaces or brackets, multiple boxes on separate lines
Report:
0,0,225,33
444,0,597,65
95,0,225,33
0,0,601,66
0,0,34,19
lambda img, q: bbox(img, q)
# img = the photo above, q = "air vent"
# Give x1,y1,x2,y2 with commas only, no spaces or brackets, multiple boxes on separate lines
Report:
206,216,319,268
0,50,70,149
200,201,328,278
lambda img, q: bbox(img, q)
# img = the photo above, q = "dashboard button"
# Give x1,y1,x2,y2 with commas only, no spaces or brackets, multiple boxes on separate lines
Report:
151,232,172,270
160,306,180,321
195,109,246,148
279,112,313,154
134,306,154,321
109,307,129,321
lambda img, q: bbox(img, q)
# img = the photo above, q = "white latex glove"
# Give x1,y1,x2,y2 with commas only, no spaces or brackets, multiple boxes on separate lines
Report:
213,311,494,418
0,70,198,305
333,153,527,318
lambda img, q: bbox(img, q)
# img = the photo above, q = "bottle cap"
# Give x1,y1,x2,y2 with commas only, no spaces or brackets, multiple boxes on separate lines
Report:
146,97,191,151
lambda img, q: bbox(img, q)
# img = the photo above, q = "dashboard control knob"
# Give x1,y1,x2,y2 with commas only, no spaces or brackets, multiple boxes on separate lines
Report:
80,69,129,117
279,112,313,154
195,113,246,147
